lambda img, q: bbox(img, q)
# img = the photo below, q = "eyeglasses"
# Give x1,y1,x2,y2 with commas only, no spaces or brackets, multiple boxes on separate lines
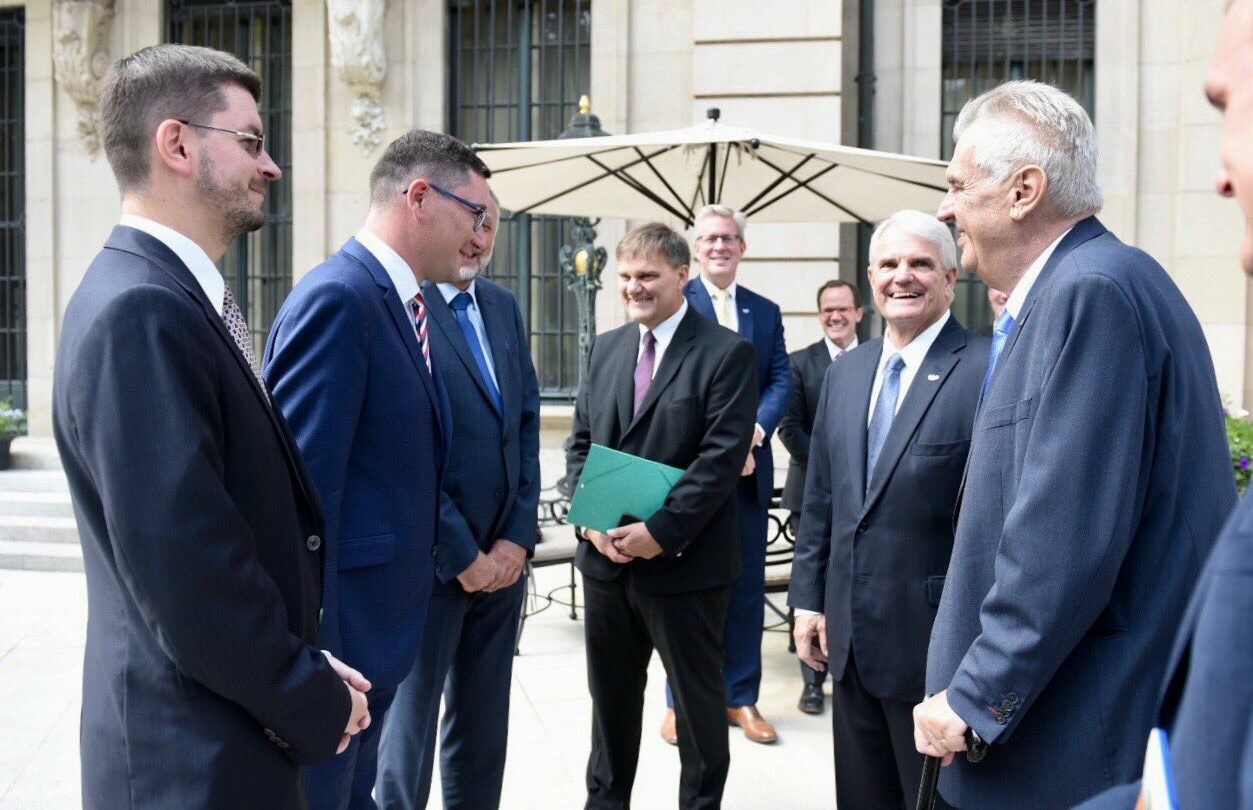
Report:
425,183,489,232
696,234,743,247
178,120,265,159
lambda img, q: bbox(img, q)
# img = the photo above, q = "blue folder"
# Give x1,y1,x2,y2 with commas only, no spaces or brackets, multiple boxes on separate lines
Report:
566,443,684,533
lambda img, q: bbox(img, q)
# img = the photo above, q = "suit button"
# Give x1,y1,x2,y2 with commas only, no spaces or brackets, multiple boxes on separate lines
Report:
431,544,439,559
306,534,322,551
857,522,868,533
1006,692,1019,706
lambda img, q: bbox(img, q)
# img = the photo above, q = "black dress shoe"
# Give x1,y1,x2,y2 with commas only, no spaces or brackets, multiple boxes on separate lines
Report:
797,683,824,715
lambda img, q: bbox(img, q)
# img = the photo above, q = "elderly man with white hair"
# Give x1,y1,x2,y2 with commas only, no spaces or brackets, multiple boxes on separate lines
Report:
788,209,987,810
913,80,1235,809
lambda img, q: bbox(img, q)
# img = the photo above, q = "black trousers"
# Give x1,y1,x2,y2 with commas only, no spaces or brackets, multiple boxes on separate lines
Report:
582,569,731,810
831,651,950,810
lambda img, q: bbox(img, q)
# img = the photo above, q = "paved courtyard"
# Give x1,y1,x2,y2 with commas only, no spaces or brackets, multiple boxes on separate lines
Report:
0,564,835,809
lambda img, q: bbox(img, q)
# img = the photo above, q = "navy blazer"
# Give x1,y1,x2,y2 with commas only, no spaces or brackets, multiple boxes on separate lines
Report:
55,227,349,809
421,278,541,581
788,317,987,702
926,218,1236,809
778,339,835,512
685,278,791,505
265,237,451,690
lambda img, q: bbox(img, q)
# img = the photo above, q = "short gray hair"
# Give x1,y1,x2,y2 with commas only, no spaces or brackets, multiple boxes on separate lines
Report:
868,210,958,271
98,44,261,192
369,129,491,206
953,80,1103,218
694,204,748,238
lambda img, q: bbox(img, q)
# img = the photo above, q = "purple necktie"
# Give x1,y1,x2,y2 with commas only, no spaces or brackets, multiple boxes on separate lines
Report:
633,330,656,416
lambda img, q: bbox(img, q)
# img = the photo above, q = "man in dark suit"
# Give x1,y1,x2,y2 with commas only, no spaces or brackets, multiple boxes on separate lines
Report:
567,223,758,809
789,210,986,809
658,205,790,746
53,44,366,810
265,130,490,810
375,196,542,810
778,279,862,715
914,81,1235,810
1076,6,1253,806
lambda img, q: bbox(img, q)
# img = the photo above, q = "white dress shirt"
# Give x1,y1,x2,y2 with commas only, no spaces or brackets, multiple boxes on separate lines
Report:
436,280,501,391
119,214,224,315
1004,227,1074,321
637,301,689,378
355,228,431,348
865,310,951,425
825,336,858,360
700,274,739,333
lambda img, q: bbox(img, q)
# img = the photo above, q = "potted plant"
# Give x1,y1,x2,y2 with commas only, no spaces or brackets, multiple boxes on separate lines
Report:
0,397,25,470
1225,404,1253,495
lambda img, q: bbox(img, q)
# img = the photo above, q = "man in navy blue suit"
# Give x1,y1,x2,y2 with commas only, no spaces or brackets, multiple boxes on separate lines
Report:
375,195,542,810
659,204,791,747
265,130,491,810
913,81,1236,809
1076,4,1253,807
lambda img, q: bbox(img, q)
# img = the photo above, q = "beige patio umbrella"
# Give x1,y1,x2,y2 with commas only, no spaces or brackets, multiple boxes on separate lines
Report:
473,109,949,227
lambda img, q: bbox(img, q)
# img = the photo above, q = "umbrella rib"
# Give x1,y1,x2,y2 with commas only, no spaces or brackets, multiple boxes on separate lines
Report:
632,147,694,221
504,145,687,218
743,162,871,223
482,143,675,176
583,154,697,226
765,144,950,194
738,153,817,213
716,143,733,205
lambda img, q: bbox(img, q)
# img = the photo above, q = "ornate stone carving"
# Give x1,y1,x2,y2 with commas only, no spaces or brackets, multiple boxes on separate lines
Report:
53,0,115,154
327,0,387,154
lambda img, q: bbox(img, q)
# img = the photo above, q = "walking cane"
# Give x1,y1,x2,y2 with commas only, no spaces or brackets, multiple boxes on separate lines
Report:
915,729,987,810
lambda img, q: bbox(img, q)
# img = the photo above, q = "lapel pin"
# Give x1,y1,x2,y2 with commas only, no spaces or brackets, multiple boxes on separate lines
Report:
927,373,941,381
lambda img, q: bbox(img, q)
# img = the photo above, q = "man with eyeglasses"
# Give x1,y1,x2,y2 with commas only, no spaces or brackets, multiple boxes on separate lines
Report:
264,129,493,810
656,204,792,748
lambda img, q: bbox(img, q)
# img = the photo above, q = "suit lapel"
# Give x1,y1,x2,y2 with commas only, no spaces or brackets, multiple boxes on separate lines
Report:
613,328,639,439
622,310,697,441
685,278,716,322
422,281,501,417
478,286,513,414
843,339,880,504
736,289,756,344
863,318,965,516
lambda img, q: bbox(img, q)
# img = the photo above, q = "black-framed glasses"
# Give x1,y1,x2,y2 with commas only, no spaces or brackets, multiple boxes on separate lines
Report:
178,120,265,159
695,234,743,247
426,183,489,232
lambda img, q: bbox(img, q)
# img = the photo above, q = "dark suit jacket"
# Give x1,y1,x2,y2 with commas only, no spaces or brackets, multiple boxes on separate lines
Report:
926,217,1237,810
788,317,987,702
566,306,759,593
684,279,791,506
421,278,541,579
53,226,349,810
778,339,835,512
265,237,451,690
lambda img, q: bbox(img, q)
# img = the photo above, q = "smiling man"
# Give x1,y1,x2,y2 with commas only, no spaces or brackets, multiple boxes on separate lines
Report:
566,223,757,809
787,211,986,809
914,81,1235,810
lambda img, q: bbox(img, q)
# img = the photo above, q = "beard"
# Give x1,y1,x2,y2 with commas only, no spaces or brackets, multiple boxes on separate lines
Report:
457,249,493,282
196,149,267,243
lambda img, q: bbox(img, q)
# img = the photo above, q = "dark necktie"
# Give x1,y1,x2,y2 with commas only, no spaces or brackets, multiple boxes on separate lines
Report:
865,352,905,493
633,330,656,416
221,286,268,402
409,291,432,375
980,310,1017,406
449,291,503,412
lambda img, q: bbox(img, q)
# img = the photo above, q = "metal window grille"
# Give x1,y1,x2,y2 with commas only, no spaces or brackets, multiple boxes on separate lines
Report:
0,9,23,413
449,0,591,399
941,0,1095,330
167,0,292,358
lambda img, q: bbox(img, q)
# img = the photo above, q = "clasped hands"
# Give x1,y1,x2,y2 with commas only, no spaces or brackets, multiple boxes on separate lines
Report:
585,522,663,563
456,538,528,593
912,690,970,766
322,650,371,755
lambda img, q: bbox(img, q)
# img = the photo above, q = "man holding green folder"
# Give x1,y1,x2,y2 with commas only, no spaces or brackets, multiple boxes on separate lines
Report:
566,223,758,809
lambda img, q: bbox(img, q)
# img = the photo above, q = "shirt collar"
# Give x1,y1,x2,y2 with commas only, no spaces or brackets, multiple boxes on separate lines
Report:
119,214,224,315
640,300,689,346
825,335,858,359
1004,226,1074,320
356,228,420,304
436,280,477,306
699,274,737,303
881,310,950,371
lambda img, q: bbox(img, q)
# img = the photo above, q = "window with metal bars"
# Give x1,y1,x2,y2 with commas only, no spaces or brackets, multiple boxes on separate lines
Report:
940,0,1096,330
0,8,23,414
166,0,292,359
448,0,591,400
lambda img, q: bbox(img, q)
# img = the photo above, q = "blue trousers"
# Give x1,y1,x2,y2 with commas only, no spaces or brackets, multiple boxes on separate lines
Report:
304,684,398,810
375,576,525,810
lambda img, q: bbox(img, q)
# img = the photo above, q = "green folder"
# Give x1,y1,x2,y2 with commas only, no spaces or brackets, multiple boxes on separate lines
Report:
566,444,685,533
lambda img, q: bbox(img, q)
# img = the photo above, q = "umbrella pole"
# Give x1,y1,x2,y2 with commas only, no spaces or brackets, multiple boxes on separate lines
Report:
707,142,717,205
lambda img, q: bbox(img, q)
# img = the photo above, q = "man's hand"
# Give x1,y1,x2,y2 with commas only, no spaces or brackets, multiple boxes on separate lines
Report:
607,522,664,560
585,528,634,564
457,551,504,593
793,613,828,672
741,447,757,477
486,538,527,590
322,650,372,693
338,684,370,754
913,690,969,766
753,423,766,447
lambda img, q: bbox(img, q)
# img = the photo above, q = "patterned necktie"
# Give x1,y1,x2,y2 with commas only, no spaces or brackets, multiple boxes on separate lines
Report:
865,352,905,493
713,288,735,330
633,330,656,416
221,286,267,398
410,291,432,375
980,310,1017,406
449,291,503,412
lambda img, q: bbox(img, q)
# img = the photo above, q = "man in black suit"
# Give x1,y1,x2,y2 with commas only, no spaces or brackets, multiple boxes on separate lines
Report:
376,196,542,810
788,210,987,810
566,223,758,809
778,279,862,715
52,44,367,810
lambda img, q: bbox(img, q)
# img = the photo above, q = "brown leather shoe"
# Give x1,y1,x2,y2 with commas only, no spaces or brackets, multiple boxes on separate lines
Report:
727,705,779,744
660,708,678,745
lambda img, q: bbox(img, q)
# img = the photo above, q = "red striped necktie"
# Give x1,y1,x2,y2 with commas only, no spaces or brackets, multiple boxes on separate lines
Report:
410,292,432,374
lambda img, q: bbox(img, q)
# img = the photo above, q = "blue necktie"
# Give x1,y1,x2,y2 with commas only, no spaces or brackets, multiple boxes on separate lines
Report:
980,310,1017,406
449,292,503,413
866,352,905,493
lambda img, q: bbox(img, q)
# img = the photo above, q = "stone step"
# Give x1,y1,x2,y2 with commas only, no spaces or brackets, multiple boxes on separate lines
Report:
8,437,63,471
0,538,83,572
0,469,70,493
0,514,81,545
0,490,75,518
